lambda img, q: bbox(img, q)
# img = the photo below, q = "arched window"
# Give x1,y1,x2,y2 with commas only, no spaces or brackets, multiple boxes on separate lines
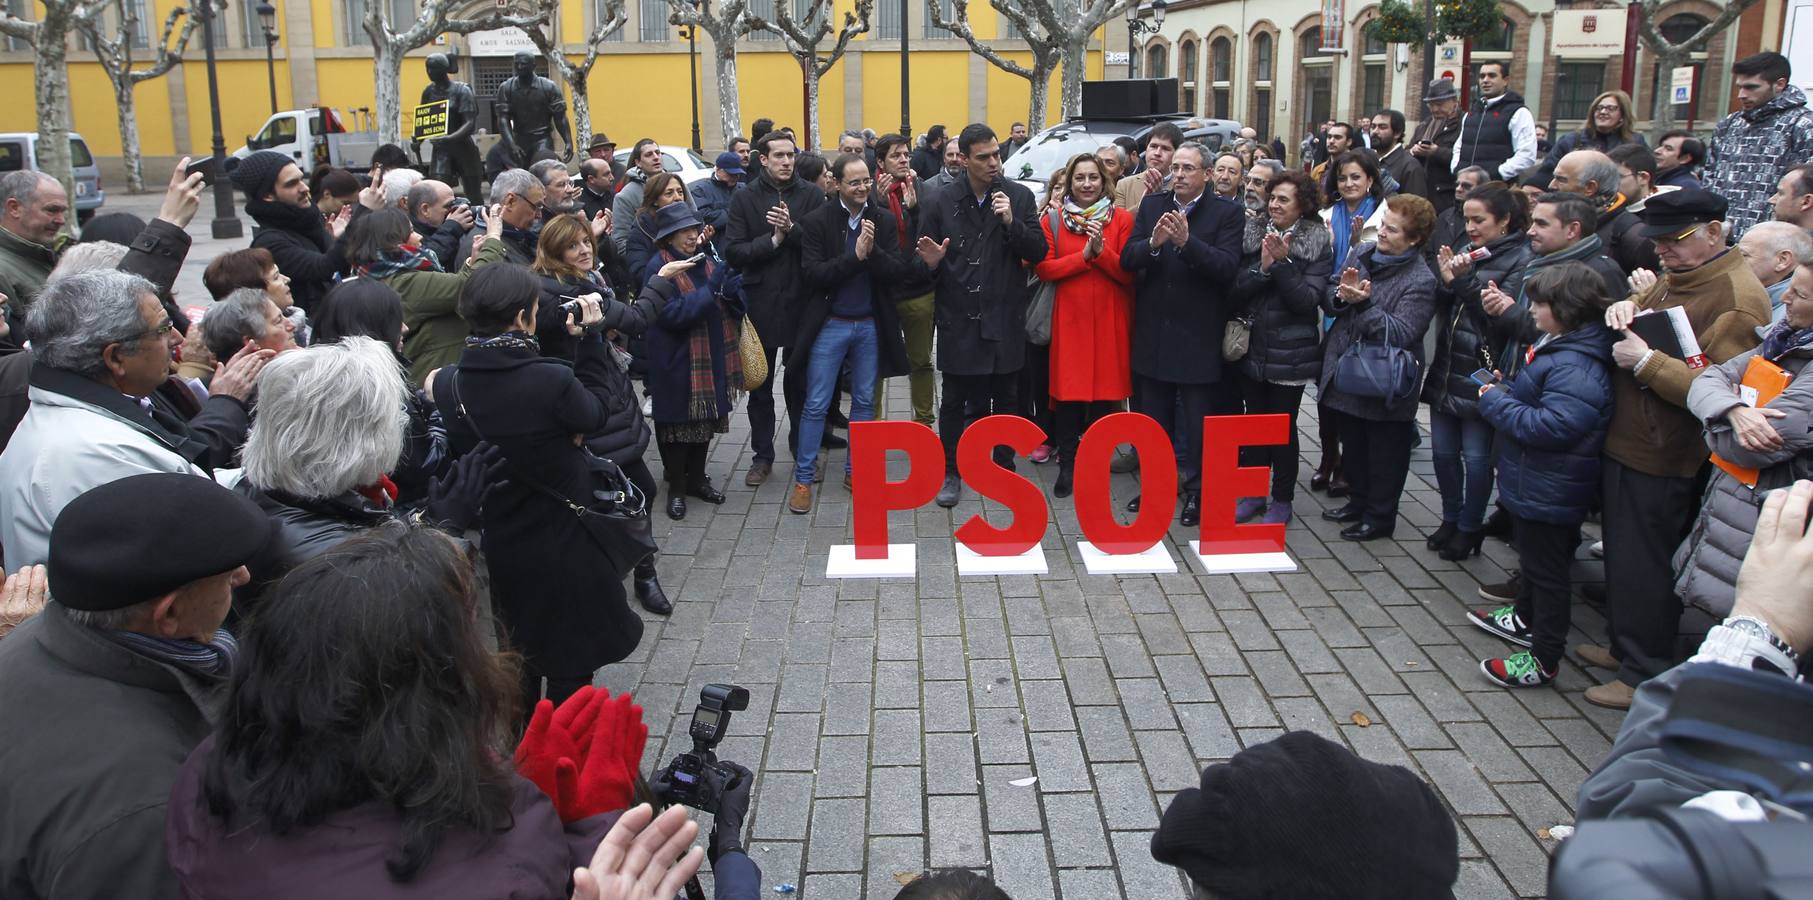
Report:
1300,26,1324,57
1208,36,1230,117
1147,42,1168,78
1473,17,1514,53
1652,13,1713,123
1660,12,1709,43
1254,31,1273,81
1180,39,1198,113
1362,22,1387,55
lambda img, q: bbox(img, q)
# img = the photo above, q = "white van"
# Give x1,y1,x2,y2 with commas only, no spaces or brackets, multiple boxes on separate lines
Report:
0,132,105,223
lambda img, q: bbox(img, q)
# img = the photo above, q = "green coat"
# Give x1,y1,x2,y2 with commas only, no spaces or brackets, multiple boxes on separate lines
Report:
0,225,63,337
390,237,508,385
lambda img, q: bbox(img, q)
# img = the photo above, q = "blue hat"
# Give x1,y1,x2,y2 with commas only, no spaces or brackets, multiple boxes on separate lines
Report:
714,151,746,175
653,202,704,242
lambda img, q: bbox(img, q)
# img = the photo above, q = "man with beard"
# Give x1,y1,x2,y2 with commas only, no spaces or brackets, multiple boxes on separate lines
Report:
874,132,938,427
1309,122,1356,185
1707,52,1813,239
228,150,349,314
1239,159,1283,236
1370,109,1428,201
531,159,581,221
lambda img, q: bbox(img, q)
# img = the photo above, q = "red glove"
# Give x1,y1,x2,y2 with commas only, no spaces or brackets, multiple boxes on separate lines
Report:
572,692,649,819
514,699,581,809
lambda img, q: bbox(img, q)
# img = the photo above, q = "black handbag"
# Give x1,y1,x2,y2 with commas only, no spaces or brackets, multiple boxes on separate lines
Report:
1331,306,1420,405
449,368,656,577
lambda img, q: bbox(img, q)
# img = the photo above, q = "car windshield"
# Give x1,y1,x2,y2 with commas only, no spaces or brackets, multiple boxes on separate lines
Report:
1002,126,1127,185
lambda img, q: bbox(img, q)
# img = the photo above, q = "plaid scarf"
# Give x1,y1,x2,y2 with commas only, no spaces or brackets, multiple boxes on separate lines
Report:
358,244,442,279
664,250,743,420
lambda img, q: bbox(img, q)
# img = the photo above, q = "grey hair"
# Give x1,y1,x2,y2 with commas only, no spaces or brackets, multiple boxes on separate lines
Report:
1096,144,1129,165
404,179,448,218
1457,165,1491,183
1567,151,1622,208
1745,220,1813,267
491,168,539,203
530,159,569,187
1175,140,1214,166
0,170,57,208
49,241,129,278
200,287,274,363
839,129,864,143
63,597,161,631
241,335,408,499
28,269,159,379
380,168,424,208
1251,159,1285,179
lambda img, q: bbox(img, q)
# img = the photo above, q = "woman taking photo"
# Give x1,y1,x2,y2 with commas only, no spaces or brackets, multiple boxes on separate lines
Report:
640,203,746,520
625,173,695,279
430,264,644,708
345,206,508,384
1422,182,1534,560
1319,193,1440,542
1032,152,1135,497
1230,169,1332,525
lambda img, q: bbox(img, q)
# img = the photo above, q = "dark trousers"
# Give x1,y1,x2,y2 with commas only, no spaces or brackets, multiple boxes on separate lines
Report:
1052,400,1118,465
1020,344,1053,439
521,669,592,724
939,371,1018,467
748,344,804,464
1602,459,1701,686
656,438,711,491
1237,375,1307,502
1318,397,1343,470
1332,410,1416,531
1513,515,1581,670
1134,375,1214,493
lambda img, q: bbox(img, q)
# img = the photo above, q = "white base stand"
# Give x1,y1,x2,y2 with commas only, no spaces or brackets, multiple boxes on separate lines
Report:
955,543,1050,576
826,544,918,578
1076,540,1178,575
1188,541,1298,574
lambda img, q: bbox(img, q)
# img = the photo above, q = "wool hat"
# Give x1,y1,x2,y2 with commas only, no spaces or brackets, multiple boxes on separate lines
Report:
653,202,704,242
224,150,295,200
48,473,271,611
1424,78,1459,103
714,151,746,175
1636,187,1729,239
1150,731,1459,900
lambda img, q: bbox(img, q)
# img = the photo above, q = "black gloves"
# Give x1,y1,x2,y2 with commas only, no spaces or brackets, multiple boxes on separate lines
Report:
706,760,754,865
424,441,508,531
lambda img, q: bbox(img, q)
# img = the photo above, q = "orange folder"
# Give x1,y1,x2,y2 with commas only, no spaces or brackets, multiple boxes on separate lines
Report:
1710,355,1795,488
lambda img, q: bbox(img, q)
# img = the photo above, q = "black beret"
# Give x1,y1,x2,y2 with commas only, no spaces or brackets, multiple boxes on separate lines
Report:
1150,731,1459,900
48,473,271,611
224,150,294,201
1636,187,1729,239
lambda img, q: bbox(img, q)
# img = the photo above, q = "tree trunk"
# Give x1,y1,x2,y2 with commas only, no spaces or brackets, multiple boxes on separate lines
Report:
33,27,75,210
374,42,405,145
115,75,146,193
571,75,593,142
714,44,740,151
802,58,820,150
1057,40,1087,123
1647,49,1686,140
1026,61,1053,133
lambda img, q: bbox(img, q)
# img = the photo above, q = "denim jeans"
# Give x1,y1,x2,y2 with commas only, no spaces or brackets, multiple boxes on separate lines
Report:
1428,410,1495,531
794,317,878,485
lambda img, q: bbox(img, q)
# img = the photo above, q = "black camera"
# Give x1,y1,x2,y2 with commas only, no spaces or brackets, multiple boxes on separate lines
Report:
560,286,616,325
654,683,749,815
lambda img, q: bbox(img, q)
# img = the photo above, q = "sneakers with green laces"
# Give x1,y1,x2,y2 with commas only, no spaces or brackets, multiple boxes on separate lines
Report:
1480,651,1556,688
1467,604,1533,647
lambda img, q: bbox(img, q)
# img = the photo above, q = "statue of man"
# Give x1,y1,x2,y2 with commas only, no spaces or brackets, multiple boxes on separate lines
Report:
495,51,573,167
414,53,484,202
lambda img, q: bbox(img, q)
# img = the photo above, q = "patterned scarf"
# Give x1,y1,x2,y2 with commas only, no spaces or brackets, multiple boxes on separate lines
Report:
1059,196,1114,234
1761,317,1813,362
663,249,743,420
103,627,238,676
465,330,542,353
359,244,442,279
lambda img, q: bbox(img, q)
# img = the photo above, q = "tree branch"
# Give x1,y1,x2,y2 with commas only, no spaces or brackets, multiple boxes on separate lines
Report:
129,5,197,83
815,0,871,77
929,0,1040,79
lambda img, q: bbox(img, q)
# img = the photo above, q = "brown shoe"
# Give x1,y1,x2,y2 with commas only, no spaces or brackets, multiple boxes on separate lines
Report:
1573,644,1618,670
745,461,772,487
787,482,813,515
1583,680,1634,710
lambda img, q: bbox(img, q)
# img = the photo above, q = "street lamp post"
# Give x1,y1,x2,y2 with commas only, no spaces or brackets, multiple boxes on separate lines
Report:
1124,0,1165,80
256,1,279,116
682,1,700,152
899,0,909,141
197,0,241,240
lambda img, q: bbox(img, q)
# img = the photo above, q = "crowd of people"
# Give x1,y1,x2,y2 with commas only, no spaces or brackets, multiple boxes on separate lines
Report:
0,46,1811,900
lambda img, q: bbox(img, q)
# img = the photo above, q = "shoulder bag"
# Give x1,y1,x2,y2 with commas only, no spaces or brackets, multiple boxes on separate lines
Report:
1331,301,1420,405
1024,209,1064,346
1222,315,1253,361
739,315,768,388
449,367,656,578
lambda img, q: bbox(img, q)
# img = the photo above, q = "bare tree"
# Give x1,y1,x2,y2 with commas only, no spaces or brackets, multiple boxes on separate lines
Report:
747,0,872,149
929,0,1134,133
1635,0,1764,137
525,0,626,141
0,0,108,210
666,0,753,147
78,0,204,193
366,0,549,146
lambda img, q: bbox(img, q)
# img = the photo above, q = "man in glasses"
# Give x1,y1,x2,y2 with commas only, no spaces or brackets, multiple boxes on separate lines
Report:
1585,189,1772,711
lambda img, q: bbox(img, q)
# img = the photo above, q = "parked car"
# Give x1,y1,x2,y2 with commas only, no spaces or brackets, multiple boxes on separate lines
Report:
613,144,713,187
0,132,105,223
1003,116,1243,204
233,107,382,172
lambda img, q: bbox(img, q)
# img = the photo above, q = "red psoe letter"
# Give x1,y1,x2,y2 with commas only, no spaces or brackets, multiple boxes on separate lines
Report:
1075,412,1176,553
1198,414,1291,554
953,415,1049,557
850,420,944,559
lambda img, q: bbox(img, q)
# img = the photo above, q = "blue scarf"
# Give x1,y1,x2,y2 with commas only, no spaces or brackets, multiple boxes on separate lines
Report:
1760,317,1813,362
103,627,237,676
1329,195,1378,267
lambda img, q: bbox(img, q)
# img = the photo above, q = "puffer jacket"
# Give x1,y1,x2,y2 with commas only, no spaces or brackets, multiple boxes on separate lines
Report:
1672,330,1813,617
1422,233,1534,417
1318,243,1439,422
235,483,396,601
1476,322,1617,524
1708,84,1813,238
1232,218,1332,385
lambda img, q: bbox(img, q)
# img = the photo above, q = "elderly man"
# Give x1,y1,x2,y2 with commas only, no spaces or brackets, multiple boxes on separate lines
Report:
1211,152,1245,201
200,288,299,365
1580,190,1771,710
1411,79,1464,212
486,168,546,265
404,179,474,268
378,167,423,211
529,158,581,222
1737,220,1813,322
0,472,269,900
1549,149,1658,275
1707,52,1813,239
1117,122,1183,211
0,171,68,340
1769,163,1813,234
1096,143,1130,185
578,157,616,221
0,270,270,566
1241,159,1284,217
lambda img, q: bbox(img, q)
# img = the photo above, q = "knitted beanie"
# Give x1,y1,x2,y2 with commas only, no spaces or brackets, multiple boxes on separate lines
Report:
225,150,295,200
1150,731,1459,900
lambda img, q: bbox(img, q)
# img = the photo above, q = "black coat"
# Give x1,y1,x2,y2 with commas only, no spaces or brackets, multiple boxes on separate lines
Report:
431,335,644,677
1232,231,1332,385
1600,204,1659,275
623,211,662,285
1422,232,1535,418
235,483,395,602
911,144,943,181
411,216,467,270
725,173,826,350
534,271,655,466
1121,191,1245,384
913,178,1048,376
248,206,346,314
1425,206,1469,272
1411,115,1463,213
796,200,911,379
1378,145,1429,203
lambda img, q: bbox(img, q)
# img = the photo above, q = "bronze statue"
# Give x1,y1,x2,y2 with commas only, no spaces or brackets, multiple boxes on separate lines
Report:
415,53,484,202
495,51,573,167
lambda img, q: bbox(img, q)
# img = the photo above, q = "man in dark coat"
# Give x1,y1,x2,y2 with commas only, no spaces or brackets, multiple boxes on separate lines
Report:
911,125,948,181
1549,149,1660,275
404,179,475,269
1410,79,1464,213
0,473,269,900
787,152,912,513
1370,109,1429,201
578,158,616,222
1121,140,1245,526
230,150,346,314
912,123,1047,507
725,131,826,487
691,152,744,258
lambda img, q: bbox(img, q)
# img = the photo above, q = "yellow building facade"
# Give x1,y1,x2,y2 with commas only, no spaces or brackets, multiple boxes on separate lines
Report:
0,0,1110,174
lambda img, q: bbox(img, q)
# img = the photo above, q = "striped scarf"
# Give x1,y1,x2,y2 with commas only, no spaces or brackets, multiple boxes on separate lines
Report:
664,251,744,420
103,627,238,676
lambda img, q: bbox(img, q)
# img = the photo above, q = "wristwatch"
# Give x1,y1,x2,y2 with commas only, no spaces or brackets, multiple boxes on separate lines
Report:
1698,615,1803,677
1725,615,1800,663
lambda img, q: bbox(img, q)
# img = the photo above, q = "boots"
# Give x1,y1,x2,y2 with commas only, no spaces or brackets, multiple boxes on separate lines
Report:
1053,461,1074,498
1311,451,1340,492
633,558,671,615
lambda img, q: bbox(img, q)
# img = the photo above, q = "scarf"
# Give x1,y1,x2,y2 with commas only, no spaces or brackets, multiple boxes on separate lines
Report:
1761,317,1813,362
1059,196,1114,234
663,249,744,420
1244,215,1334,261
103,627,238,676
1369,247,1421,269
465,330,541,353
359,244,442,279
1525,234,1607,282
886,179,912,249
245,197,332,251
1330,195,1378,268
355,473,398,509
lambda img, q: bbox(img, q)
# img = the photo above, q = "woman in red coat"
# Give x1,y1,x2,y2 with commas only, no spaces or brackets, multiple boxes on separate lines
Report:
1034,151,1135,498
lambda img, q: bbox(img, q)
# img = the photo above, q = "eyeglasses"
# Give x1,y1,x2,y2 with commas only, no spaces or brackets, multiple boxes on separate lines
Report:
843,178,875,188
134,318,176,341
1593,104,1622,113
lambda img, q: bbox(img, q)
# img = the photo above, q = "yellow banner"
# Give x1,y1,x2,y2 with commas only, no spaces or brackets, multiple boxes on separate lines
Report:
412,100,450,140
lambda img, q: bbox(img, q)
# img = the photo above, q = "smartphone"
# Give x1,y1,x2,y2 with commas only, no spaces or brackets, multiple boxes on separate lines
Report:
188,155,219,186
685,252,709,265
1469,367,1499,387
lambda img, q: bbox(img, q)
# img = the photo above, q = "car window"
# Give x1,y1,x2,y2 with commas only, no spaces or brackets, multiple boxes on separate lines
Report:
69,139,93,168
0,142,23,172
687,149,710,169
1002,127,1127,185
661,153,682,172
255,116,297,149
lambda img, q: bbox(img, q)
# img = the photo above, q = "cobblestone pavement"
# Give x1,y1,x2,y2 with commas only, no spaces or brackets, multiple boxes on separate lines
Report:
605,385,1620,900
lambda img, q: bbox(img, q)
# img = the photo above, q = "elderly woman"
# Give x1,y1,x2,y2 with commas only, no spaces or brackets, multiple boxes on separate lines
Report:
625,172,694,280
1311,150,1391,498
1230,170,1332,525
1319,193,1440,541
201,247,307,345
1673,259,1813,620
346,206,507,384
1541,90,1645,174
200,287,299,366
